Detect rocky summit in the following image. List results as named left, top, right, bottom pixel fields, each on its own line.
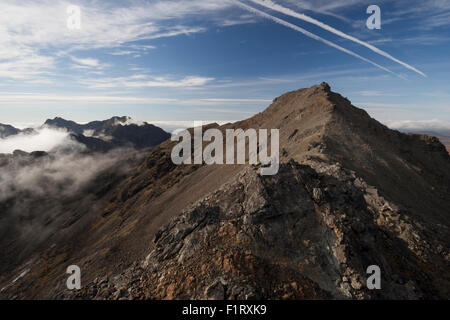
left=1, top=83, right=449, bottom=300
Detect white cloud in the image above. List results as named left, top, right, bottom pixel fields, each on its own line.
left=72, top=57, right=99, bottom=67
left=354, top=102, right=411, bottom=109
left=0, top=0, right=233, bottom=49
left=194, top=108, right=254, bottom=114
left=247, top=0, right=426, bottom=77
left=83, top=75, right=215, bottom=88
left=0, top=149, right=127, bottom=204
left=0, top=53, right=55, bottom=81
left=109, top=51, right=136, bottom=56
left=70, top=56, right=103, bottom=68
left=353, top=91, right=402, bottom=97
left=151, top=120, right=237, bottom=133
left=0, top=127, right=80, bottom=154
left=113, top=117, right=146, bottom=126
left=386, top=119, right=450, bottom=131
left=108, top=45, right=156, bottom=56
left=0, top=0, right=236, bottom=82
left=0, top=94, right=178, bottom=104
left=0, top=93, right=269, bottom=106
left=235, top=1, right=401, bottom=78
left=197, top=98, right=271, bottom=103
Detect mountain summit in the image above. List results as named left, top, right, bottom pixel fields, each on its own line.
left=1, top=84, right=449, bottom=300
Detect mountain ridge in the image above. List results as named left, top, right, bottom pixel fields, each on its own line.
left=0, top=116, right=171, bottom=153
left=1, top=83, right=449, bottom=300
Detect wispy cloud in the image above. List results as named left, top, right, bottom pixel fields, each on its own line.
left=0, top=93, right=269, bottom=106
left=353, top=91, right=403, bottom=97
left=81, top=75, right=215, bottom=89
left=353, top=102, right=411, bottom=109
left=70, top=57, right=100, bottom=68
left=386, top=119, right=450, bottom=131
left=247, top=0, right=426, bottom=77
left=197, top=98, right=271, bottom=103
left=282, top=0, right=353, bottom=22
left=234, top=1, right=401, bottom=77
left=0, top=0, right=234, bottom=82
left=194, top=108, right=254, bottom=114
left=369, top=35, right=450, bottom=46
left=0, top=94, right=176, bottom=105
left=0, top=53, right=55, bottom=81
left=109, top=45, right=156, bottom=56
left=69, top=56, right=110, bottom=70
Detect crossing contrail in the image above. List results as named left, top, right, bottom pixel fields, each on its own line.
left=234, top=1, right=404, bottom=78
left=248, top=0, right=427, bottom=77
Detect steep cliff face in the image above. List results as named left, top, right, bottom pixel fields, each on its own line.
left=1, top=83, right=449, bottom=300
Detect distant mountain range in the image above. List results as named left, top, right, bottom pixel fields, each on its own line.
left=1, top=83, right=449, bottom=300
left=0, top=116, right=171, bottom=152
left=0, top=123, right=21, bottom=138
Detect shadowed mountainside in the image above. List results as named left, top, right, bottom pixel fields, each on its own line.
left=45, top=116, right=172, bottom=151
left=409, top=131, right=450, bottom=154
left=0, top=117, right=171, bottom=153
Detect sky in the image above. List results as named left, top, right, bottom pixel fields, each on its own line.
left=1, top=0, right=450, bottom=131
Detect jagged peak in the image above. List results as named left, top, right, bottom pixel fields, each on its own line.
left=311, top=81, right=331, bottom=93
left=261, top=82, right=356, bottom=125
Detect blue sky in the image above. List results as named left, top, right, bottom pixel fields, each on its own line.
left=1, top=0, right=450, bottom=131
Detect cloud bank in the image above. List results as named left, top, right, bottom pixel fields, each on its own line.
left=0, top=127, right=81, bottom=154
left=0, top=146, right=133, bottom=268
left=386, top=119, right=450, bottom=131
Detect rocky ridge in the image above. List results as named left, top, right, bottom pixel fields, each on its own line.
left=1, top=83, right=449, bottom=300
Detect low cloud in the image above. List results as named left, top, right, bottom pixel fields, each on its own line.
left=151, top=120, right=237, bottom=134
left=0, top=150, right=125, bottom=201
left=0, top=144, right=133, bottom=268
left=386, top=119, right=450, bottom=131
left=0, top=127, right=81, bottom=154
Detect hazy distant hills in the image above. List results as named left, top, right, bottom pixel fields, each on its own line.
left=0, top=116, right=171, bottom=153
left=45, top=116, right=171, bottom=151
left=0, top=84, right=449, bottom=300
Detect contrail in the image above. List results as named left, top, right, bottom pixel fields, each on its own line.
left=248, top=0, right=427, bottom=77
left=233, top=1, right=404, bottom=78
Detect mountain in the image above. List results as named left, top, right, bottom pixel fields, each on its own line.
left=0, top=117, right=171, bottom=154
left=44, top=117, right=86, bottom=134
left=44, top=116, right=140, bottom=134
left=44, top=116, right=171, bottom=151
left=0, top=123, right=21, bottom=138
left=1, top=83, right=449, bottom=300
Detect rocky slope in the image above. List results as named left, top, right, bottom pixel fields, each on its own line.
left=1, top=83, right=449, bottom=300
left=412, top=131, right=450, bottom=154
